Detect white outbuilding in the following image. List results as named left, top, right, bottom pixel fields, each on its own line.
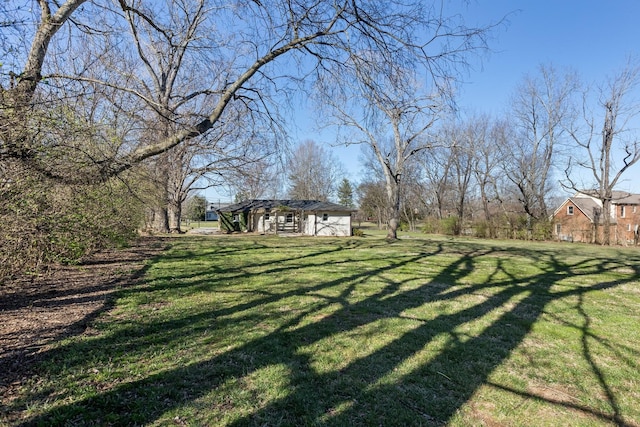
left=217, top=199, right=356, bottom=236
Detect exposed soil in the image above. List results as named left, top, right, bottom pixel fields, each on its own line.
left=0, top=237, right=168, bottom=422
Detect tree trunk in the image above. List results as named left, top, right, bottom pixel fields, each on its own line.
left=600, top=100, right=614, bottom=246
left=386, top=179, right=401, bottom=240
left=455, top=196, right=465, bottom=236
left=167, top=166, right=184, bottom=234
left=144, top=151, right=173, bottom=234
left=602, top=198, right=611, bottom=245
left=435, top=189, right=446, bottom=220
left=168, top=200, right=182, bottom=233
left=479, top=185, right=496, bottom=238
left=151, top=206, right=170, bottom=234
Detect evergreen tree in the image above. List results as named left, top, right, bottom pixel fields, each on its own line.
left=184, top=195, right=207, bottom=221
left=338, top=178, right=354, bottom=207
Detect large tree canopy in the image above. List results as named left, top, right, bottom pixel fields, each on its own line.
left=1, top=0, right=496, bottom=183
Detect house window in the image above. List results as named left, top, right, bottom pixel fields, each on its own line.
left=556, top=223, right=561, bottom=235
left=634, top=206, right=637, bottom=213
left=286, top=213, right=293, bottom=223
left=322, top=213, right=329, bottom=221
left=628, top=224, right=632, bottom=232
left=620, top=205, right=626, bottom=218
left=567, top=205, right=574, bottom=215
left=264, top=213, right=270, bottom=221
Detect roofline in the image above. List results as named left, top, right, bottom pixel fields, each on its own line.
left=553, top=197, right=621, bottom=224
left=553, top=197, right=598, bottom=222
left=216, top=199, right=357, bottom=213
left=570, top=198, right=596, bottom=222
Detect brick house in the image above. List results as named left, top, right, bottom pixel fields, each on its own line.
left=552, top=191, right=640, bottom=244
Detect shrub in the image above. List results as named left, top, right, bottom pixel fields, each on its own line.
left=420, top=218, right=438, bottom=234
left=532, top=220, right=553, bottom=241
left=0, top=163, right=144, bottom=281
left=474, top=220, right=490, bottom=238
left=440, top=216, right=460, bottom=236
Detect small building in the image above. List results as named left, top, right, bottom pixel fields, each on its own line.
left=217, top=199, right=356, bottom=236
left=205, top=202, right=231, bottom=221
left=552, top=191, right=640, bottom=244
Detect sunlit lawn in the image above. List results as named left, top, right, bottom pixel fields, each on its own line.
left=180, top=219, right=219, bottom=230
left=8, top=234, right=640, bottom=426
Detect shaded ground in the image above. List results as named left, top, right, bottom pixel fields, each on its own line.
left=0, top=237, right=167, bottom=423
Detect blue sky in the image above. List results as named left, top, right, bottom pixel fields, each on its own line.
left=464, top=0, right=640, bottom=194
left=310, top=1, right=640, bottom=189
left=207, top=1, right=640, bottom=201
left=459, top=0, right=640, bottom=114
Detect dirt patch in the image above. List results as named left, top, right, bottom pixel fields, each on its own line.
left=0, top=237, right=168, bottom=418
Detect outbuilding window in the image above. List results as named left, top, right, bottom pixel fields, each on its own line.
left=322, top=213, right=329, bottom=221
left=286, top=213, right=293, bottom=223
left=567, top=206, right=574, bottom=215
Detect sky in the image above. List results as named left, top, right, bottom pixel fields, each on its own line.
left=459, top=0, right=640, bottom=113
left=206, top=1, right=640, bottom=202
left=456, top=0, right=640, bottom=194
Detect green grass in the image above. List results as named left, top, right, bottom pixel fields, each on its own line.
left=180, top=219, right=218, bottom=230
left=6, top=235, right=640, bottom=426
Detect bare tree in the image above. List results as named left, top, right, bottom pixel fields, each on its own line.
left=3, top=0, right=485, bottom=180
left=67, top=0, right=283, bottom=232
left=469, top=116, right=494, bottom=212
left=356, top=180, right=388, bottom=229
left=320, top=60, right=447, bottom=239
left=440, top=120, right=477, bottom=235
left=416, top=145, right=453, bottom=220
left=119, top=0, right=210, bottom=233
left=565, top=59, right=640, bottom=245
left=502, top=64, right=579, bottom=229
left=287, top=140, right=343, bottom=201
left=473, top=117, right=508, bottom=237
left=315, top=3, right=499, bottom=239
left=226, top=156, right=280, bottom=201
left=414, top=118, right=478, bottom=236
left=398, top=162, right=423, bottom=231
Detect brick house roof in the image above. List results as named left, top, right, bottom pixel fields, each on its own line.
left=554, top=191, right=640, bottom=224
left=615, top=193, right=640, bottom=204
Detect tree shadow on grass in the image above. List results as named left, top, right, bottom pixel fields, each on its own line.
left=10, top=238, right=640, bottom=426
left=0, top=238, right=168, bottom=421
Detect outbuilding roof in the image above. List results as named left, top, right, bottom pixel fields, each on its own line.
left=216, top=199, right=356, bottom=213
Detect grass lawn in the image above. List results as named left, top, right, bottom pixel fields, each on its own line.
left=5, top=234, right=640, bottom=426
left=180, top=219, right=219, bottom=230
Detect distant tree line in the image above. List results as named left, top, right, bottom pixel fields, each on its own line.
left=353, top=62, right=640, bottom=243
